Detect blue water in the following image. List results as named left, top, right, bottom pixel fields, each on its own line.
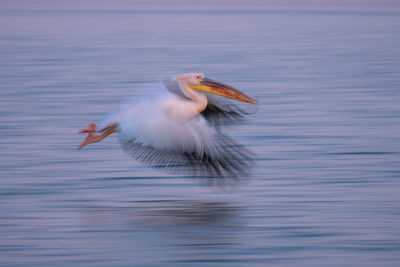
left=1, top=6, right=400, bottom=266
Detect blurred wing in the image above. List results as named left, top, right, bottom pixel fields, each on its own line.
left=117, top=96, right=252, bottom=180
left=163, top=76, right=255, bottom=126
left=121, top=134, right=251, bottom=180
left=200, top=93, right=254, bottom=126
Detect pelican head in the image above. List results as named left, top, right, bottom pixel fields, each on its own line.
left=176, top=73, right=257, bottom=104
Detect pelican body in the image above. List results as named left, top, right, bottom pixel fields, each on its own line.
left=79, top=73, right=257, bottom=180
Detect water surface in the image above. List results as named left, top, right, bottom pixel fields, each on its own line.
left=1, top=6, right=400, bottom=266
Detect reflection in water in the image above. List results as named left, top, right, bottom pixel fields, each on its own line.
left=139, top=200, right=240, bottom=227
left=80, top=199, right=240, bottom=228
left=78, top=200, right=241, bottom=264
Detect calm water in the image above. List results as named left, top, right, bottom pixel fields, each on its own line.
left=1, top=6, right=400, bottom=266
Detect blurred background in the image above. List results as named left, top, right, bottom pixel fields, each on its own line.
left=1, top=0, right=400, bottom=266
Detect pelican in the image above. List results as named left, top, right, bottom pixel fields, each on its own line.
left=78, top=73, right=257, bottom=180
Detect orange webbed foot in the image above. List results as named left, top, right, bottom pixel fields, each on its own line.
left=78, top=123, right=98, bottom=150
left=79, top=123, right=97, bottom=134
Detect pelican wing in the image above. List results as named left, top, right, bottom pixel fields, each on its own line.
left=121, top=133, right=251, bottom=180
left=117, top=95, right=252, bottom=180
left=200, top=93, right=254, bottom=126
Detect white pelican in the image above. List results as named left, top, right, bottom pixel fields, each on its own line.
left=78, top=73, right=257, bottom=180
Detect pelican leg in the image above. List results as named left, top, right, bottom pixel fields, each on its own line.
left=78, top=123, right=117, bottom=149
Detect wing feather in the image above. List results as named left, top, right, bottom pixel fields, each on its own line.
left=200, top=100, right=252, bottom=126
left=120, top=133, right=252, bottom=180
